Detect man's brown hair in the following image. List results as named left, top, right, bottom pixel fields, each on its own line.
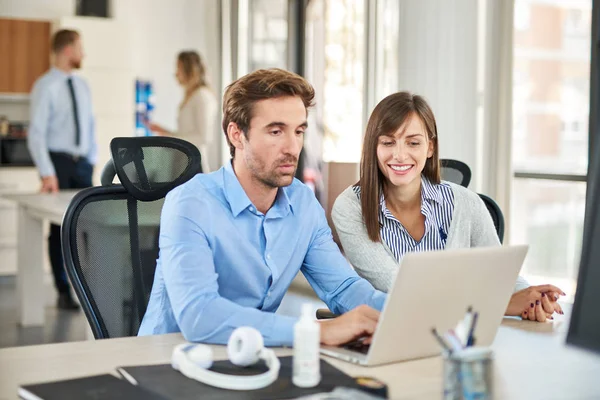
left=52, top=29, right=80, bottom=54
left=359, top=91, right=441, bottom=242
left=222, top=68, right=315, bottom=157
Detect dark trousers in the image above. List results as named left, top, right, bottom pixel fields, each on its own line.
left=48, top=152, right=93, bottom=294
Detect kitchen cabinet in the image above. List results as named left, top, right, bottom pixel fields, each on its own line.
left=0, top=18, right=51, bottom=94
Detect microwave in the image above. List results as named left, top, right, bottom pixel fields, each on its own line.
left=0, top=138, right=35, bottom=166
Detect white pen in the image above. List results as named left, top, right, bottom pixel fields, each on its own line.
left=443, top=330, right=464, bottom=352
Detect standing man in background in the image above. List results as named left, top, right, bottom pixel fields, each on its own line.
left=27, top=29, right=97, bottom=310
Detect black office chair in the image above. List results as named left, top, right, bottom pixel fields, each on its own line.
left=478, top=193, right=505, bottom=244
left=441, top=159, right=472, bottom=188
left=62, top=137, right=201, bottom=339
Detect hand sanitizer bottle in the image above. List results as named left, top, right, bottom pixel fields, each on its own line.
left=292, top=303, right=321, bottom=387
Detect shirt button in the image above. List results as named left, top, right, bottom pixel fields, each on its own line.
left=266, top=254, right=271, bottom=260
left=249, top=206, right=254, bottom=212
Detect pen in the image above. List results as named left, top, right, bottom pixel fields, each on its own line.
left=456, top=306, right=473, bottom=346
left=466, top=311, right=479, bottom=347
left=443, top=330, right=464, bottom=352
left=462, top=306, right=474, bottom=346
left=431, top=328, right=452, bottom=354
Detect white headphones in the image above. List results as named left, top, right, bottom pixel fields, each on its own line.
left=171, top=326, right=281, bottom=391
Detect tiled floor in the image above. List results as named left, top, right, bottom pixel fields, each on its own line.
left=0, top=275, right=326, bottom=348
left=0, top=276, right=88, bottom=348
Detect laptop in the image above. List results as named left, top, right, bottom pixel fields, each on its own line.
left=320, top=245, right=529, bottom=366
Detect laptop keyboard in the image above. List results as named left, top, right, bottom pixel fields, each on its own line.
left=343, top=340, right=371, bottom=355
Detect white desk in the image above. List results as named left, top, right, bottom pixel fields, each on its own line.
left=1, top=191, right=78, bottom=327
left=0, top=318, right=599, bottom=399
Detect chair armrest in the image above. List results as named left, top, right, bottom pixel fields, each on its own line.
left=316, top=308, right=339, bottom=320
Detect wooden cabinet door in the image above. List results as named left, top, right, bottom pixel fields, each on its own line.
left=28, top=21, right=51, bottom=92
left=0, top=19, right=11, bottom=92
left=0, top=18, right=50, bottom=93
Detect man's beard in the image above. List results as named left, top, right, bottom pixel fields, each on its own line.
left=247, top=154, right=298, bottom=189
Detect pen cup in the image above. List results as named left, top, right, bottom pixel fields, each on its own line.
left=442, top=351, right=462, bottom=400
left=442, top=348, right=493, bottom=400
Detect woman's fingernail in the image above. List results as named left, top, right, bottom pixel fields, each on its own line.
left=531, top=303, right=534, bottom=308
left=536, top=300, right=540, bottom=305
left=542, top=292, right=546, bottom=297
left=524, top=311, right=527, bottom=315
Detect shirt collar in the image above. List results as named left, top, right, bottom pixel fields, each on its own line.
left=270, top=187, right=293, bottom=218
left=51, top=67, right=74, bottom=79
left=420, top=177, right=443, bottom=205
left=378, top=178, right=442, bottom=222
left=223, top=161, right=293, bottom=218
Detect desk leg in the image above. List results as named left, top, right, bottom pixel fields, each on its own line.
left=17, top=206, right=45, bottom=326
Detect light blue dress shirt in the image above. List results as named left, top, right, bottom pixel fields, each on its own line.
left=138, top=161, right=386, bottom=346
left=28, top=67, right=97, bottom=177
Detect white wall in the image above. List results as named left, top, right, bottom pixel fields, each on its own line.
left=479, top=0, right=515, bottom=224
left=112, top=0, right=222, bottom=165
left=396, top=0, right=480, bottom=190
left=0, top=0, right=75, bottom=19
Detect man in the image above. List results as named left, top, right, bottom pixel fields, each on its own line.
left=139, top=68, right=384, bottom=346
left=28, top=29, right=97, bottom=310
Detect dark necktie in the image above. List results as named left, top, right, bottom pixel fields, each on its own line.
left=67, top=77, right=81, bottom=146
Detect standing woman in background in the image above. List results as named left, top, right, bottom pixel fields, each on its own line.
left=147, top=51, right=218, bottom=173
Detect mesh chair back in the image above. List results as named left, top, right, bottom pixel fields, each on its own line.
left=63, top=137, right=201, bottom=339
left=441, top=159, right=472, bottom=188
left=111, top=136, right=201, bottom=201
left=478, top=193, right=505, bottom=243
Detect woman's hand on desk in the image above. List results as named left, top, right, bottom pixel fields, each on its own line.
left=520, top=290, right=564, bottom=322
left=505, top=284, right=565, bottom=321
left=318, top=305, right=380, bottom=346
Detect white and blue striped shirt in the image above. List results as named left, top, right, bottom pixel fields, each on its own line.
left=353, top=178, right=455, bottom=263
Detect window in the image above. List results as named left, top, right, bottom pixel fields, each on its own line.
left=248, top=0, right=288, bottom=71
left=321, top=0, right=365, bottom=163
left=511, top=0, right=592, bottom=302
left=511, top=179, right=586, bottom=301
left=305, top=0, right=397, bottom=164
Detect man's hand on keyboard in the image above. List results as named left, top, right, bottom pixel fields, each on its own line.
left=319, top=305, right=380, bottom=346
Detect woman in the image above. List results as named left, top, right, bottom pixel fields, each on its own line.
left=332, top=92, right=564, bottom=322
left=147, top=51, right=218, bottom=173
